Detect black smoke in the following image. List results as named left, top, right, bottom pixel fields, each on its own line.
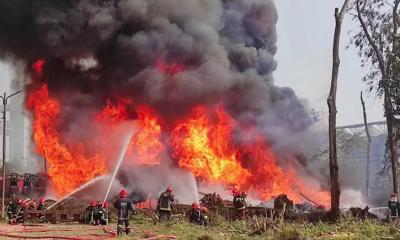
left=0, top=0, right=320, bottom=175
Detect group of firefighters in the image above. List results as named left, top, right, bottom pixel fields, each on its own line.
left=112, top=186, right=248, bottom=236
left=5, top=197, right=46, bottom=224
left=5, top=186, right=248, bottom=237
left=85, top=200, right=110, bottom=225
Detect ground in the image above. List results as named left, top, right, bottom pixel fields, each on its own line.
left=0, top=216, right=398, bottom=239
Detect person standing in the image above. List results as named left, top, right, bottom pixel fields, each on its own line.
left=114, top=189, right=134, bottom=236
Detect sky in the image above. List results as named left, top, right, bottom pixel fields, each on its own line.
left=0, top=0, right=385, bottom=127
left=275, top=0, right=384, bottom=126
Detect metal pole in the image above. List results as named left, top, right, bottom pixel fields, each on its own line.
left=0, top=90, right=21, bottom=218
left=1, top=93, right=6, bottom=219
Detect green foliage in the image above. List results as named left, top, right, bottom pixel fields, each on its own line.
left=115, top=214, right=395, bottom=240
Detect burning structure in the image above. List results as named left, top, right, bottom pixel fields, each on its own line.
left=0, top=0, right=329, bottom=206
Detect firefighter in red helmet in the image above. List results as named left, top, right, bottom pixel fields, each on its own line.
left=114, top=189, right=134, bottom=236
left=189, top=203, right=208, bottom=226
left=233, top=191, right=248, bottom=220
left=85, top=200, right=97, bottom=224
left=95, top=201, right=108, bottom=225
left=37, top=198, right=46, bottom=222
left=156, top=186, right=175, bottom=223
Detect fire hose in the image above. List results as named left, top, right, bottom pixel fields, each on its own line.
left=0, top=225, right=116, bottom=239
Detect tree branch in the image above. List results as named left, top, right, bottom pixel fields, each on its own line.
left=339, top=0, right=351, bottom=17
left=356, top=0, right=387, bottom=76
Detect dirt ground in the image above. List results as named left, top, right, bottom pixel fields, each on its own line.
left=0, top=223, right=116, bottom=239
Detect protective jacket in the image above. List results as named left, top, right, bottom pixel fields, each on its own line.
left=233, top=195, right=246, bottom=210
left=158, top=191, right=174, bottom=211
left=114, top=197, right=134, bottom=220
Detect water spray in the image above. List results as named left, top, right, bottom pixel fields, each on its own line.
left=46, top=175, right=108, bottom=210
left=102, top=129, right=134, bottom=206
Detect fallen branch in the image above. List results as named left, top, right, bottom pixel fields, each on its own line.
left=299, top=193, right=322, bottom=207
left=141, top=234, right=178, bottom=240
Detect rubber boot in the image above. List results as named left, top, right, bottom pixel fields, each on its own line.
left=125, top=227, right=131, bottom=235
left=117, top=226, right=122, bottom=236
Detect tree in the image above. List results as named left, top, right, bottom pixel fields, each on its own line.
left=351, top=0, right=400, bottom=194
left=328, top=0, right=351, bottom=219
left=360, top=92, right=371, bottom=199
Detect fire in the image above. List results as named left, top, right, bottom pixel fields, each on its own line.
left=128, top=105, right=165, bottom=165
left=32, top=59, right=45, bottom=77
left=171, top=105, right=330, bottom=206
left=156, top=59, right=185, bottom=75
left=171, top=106, right=251, bottom=187
left=27, top=59, right=329, bottom=206
left=27, top=85, right=107, bottom=197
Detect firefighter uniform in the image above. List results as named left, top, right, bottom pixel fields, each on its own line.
left=37, top=198, right=46, bottom=222
left=189, top=203, right=208, bottom=226
left=5, top=199, right=20, bottom=224
left=233, top=192, right=247, bottom=220
left=85, top=200, right=97, bottom=224
left=388, top=193, right=400, bottom=217
left=157, top=187, right=175, bottom=222
left=95, top=201, right=108, bottom=225
left=114, top=189, right=134, bottom=236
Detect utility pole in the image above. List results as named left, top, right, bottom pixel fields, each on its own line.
left=0, top=90, right=22, bottom=218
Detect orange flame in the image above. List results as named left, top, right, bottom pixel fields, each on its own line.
left=27, top=85, right=107, bottom=197
left=171, top=106, right=251, bottom=187
left=27, top=60, right=329, bottom=205
left=171, top=105, right=330, bottom=206
left=128, top=105, right=165, bottom=165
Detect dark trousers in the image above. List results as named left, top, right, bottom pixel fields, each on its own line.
left=159, top=210, right=171, bottom=222
left=117, top=219, right=130, bottom=229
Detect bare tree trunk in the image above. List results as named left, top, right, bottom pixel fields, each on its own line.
left=360, top=92, right=371, bottom=199
left=385, top=92, right=398, bottom=194
left=328, top=1, right=349, bottom=219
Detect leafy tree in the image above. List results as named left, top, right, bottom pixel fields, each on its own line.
left=351, top=0, right=400, bottom=193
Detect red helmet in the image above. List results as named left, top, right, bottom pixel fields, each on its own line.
left=90, top=200, right=97, bottom=207
left=120, top=189, right=128, bottom=198
left=166, top=186, right=173, bottom=193
left=103, top=201, right=110, bottom=208
left=191, top=203, right=199, bottom=210
left=200, top=206, right=208, bottom=213
left=39, top=198, right=45, bottom=204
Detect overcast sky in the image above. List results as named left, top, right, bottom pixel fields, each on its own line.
left=275, top=0, right=384, bottom=126
left=0, top=0, right=385, bottom=126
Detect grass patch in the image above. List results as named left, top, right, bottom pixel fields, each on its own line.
left=113, top=213, right=396, bottom=240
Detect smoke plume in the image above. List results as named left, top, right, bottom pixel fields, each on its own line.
left=0, top=0, right=327, bottom=202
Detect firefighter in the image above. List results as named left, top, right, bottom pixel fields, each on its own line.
left=388, top=193, right=399, bottom=218
left=37, top=198, right=45, bottom=210
left=85, top=200, right=97, bottom=224
left=95, top=201, right=108, bottom=225
left=114, top=189, right=134, bottom=236
left=37, top=198, right=46, bottom=222
left=16, top=200, right=28, bottom=224
left=5, top=198, right=20, bottom=224
left=189, top=203, right=208, bottom=226
left=156, top=186, right=175, bottom=223
left=233, top=191, right=247, bottom=220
